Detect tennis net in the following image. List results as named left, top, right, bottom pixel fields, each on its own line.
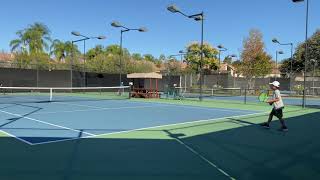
left=0, top=86, right=130, bottom=104
left=172, top=87, right=242, bottom=99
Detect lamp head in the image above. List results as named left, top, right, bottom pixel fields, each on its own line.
left=167, top=5, right=180, bottom=13
left=138, top=27, right=148, bottom=32
left=71, top=31, right=81, bottom=36
left=272, top=38, right=280, bottom=44
left=292, top=0, right=304, bottom=3
left=217, top=45, right=224, bottom=49
left=97, top=36, right=106, bottom=40
left=111, top=21, right=122, bottom=28
left=194, top=15, right=204, bottom=21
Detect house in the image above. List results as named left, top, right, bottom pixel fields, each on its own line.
left=0, top=52, right=14, bottom=62
left=219, top=63, right=237, bottom=76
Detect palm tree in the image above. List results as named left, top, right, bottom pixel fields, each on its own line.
left=50, top=40, right=80, bottom=62
left=10, top=30, right=27, bottom=53
left=50, top=40, right=66, bottom=61
left=10, top=22, right=52, bottom=54
left=26, top=23, right=52, bottom=53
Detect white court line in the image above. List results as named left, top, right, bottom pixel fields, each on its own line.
left=32, top=105, right=174, bottom=115
left=27, top=111, right=268, bottom=146
left=0, top=109, right=96, bottom=137
left=87, top=111, right=267, bottom=138
left=0, top=130, right=34, bottom=145
left=53, top=101, right=106, bottom=109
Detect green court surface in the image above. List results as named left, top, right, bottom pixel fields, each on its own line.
left=0, top=98, right=319, bottom=180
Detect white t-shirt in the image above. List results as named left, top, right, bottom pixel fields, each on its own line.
left=273, top=89, right=284, bottom=109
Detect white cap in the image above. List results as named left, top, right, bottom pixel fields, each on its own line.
left=269, top=81, right=280, bottom=87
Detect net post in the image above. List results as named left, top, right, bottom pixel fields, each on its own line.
left=49, top=88, right=53, bottom=102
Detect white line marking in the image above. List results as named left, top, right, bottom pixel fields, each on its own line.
left=0, top=130, right=34, bottom=145
left=32, top=105, right=173, bottom=115
left=0, top=110, right=96, bottom=137
left=53, top=101, right=106, bottom=109
left=87, top=112, right=267, bottom=139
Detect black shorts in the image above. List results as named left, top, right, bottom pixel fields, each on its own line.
left=270, top=108, right=284, bottom=119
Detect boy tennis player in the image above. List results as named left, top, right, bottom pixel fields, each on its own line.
left=261, top=81, right=288, bottom=131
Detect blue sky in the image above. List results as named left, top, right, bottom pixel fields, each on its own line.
left=0, top=0, right=319, bottom=61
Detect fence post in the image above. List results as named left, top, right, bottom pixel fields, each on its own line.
left=244, top=88, right=247, bottom=104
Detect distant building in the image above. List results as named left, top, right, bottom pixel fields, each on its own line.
left=219, top=63, right=236, bottom=76
left=0, top=52, right=14, bottom=62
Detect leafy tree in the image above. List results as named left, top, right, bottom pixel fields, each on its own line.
left=13, top=52, right=31, bottom=69
left=164, top=59, right=182, bottom=75
left=131, top=53, right=143, bottom=61
left=86, top=45, right=105, bottom=60
left=127, top=60, right=155, bottom=73
left=13, top=52, right=50, bottom=70
left=239, top=29, right=272, bottom=88
left=105, top=44, right=130, bottom=57
left=280, top=29, right=320, bottom=75
left=143, top=54, right=156, bottom=62
left=185, top=42, right=219, bottom=74
left=30, top=52, right=51, bottom=70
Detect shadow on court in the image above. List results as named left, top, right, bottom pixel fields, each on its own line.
left=0, top=111, right=319, bottom=180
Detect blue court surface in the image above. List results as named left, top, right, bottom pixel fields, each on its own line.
left=0, top=99, right=259, bottom=145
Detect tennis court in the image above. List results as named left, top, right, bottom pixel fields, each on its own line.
left=1, top=87, right=320, bottom=180
left=0, top=87, right=259, bottom=145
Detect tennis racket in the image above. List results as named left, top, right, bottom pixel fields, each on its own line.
left=258, top=92, right=274, bottom=105
left=258, top=92, right=269, bottom=102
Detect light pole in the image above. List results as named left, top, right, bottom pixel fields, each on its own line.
left=311, top=59, right=317, bottom=95
left=167, top=4, right=205, bottom=101
left=217, top=45, right=227, bottom=87
left=71, top=31, right=106, bottom=87
left=217, top=45, right=228, bottom=67
left=275, top=50, right=284, bottom=80
left=111, top=21, right=147, bottom=87
left=272, top=38, right=294, bottom=90
left=292, top=0, right=309, bottom=108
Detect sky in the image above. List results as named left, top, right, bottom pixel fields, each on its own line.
left=0, top=0, right=319, bottom=61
